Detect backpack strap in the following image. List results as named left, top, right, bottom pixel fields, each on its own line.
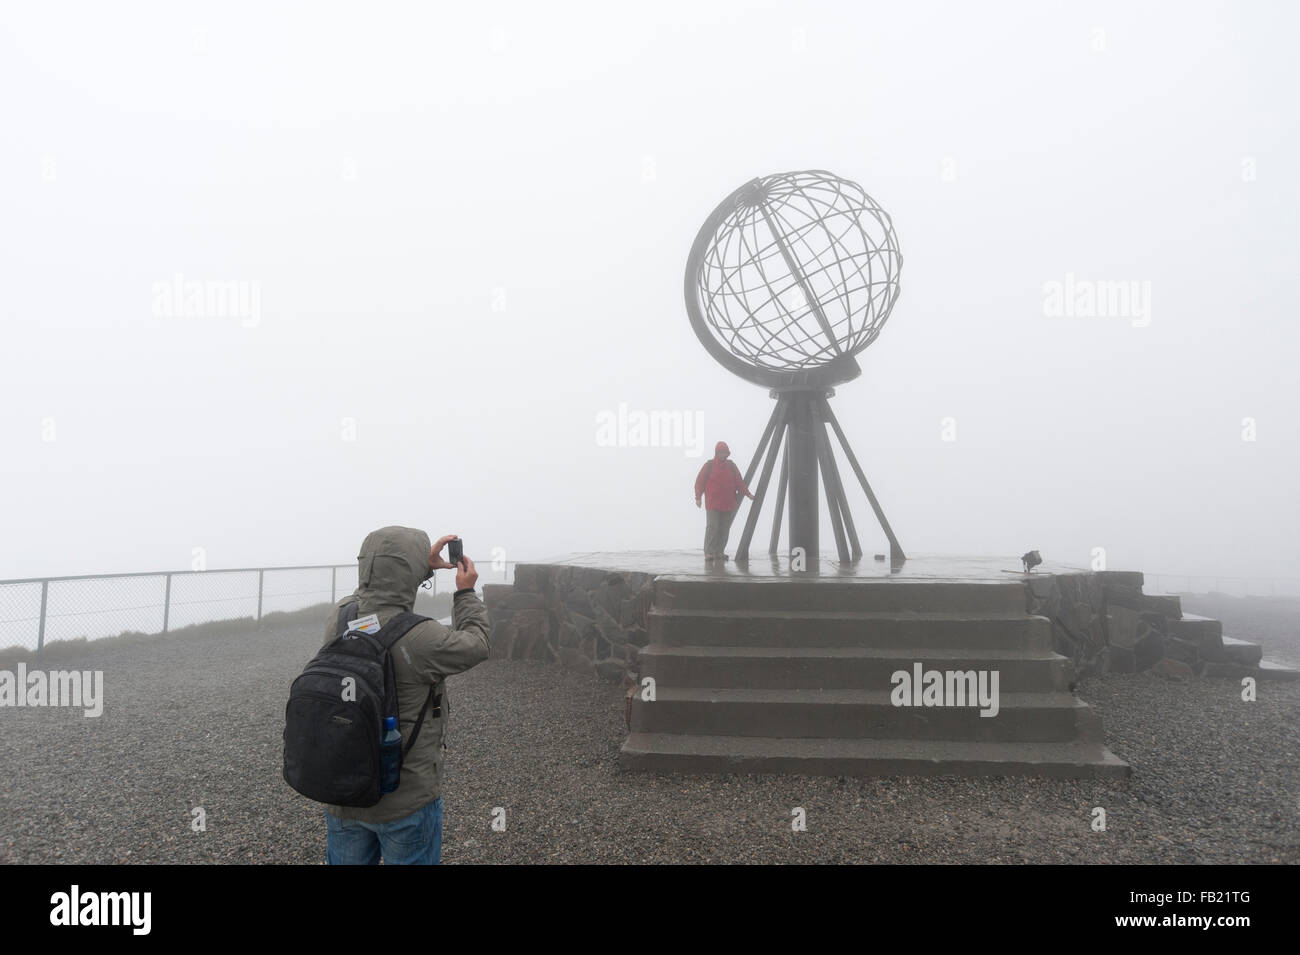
left=404, top=686, right=439, bottom=756
left=335, top=599, right=360, bottom=639
left=334, top=606, right=426, bottom=650
left=370, top=612, right=443, bottom=756
left=370, top=611, right=428, bottom=651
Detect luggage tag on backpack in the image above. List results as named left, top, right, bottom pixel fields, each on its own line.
left=345, top=613, right=381, bottom=638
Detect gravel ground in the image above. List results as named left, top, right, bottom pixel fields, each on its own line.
left=1, top=609, right=1297, bottom=865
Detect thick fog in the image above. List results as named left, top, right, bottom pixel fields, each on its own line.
left=2, top=0, right=1296, bottom=582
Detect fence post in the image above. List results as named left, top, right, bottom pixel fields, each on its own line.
left=257, top=569, right=264, bottom=620
left=331, top=566, right=337, bottom=603
left=37, top=580, right=49, bottom=654
left=163, top=573, right=172, bottom=634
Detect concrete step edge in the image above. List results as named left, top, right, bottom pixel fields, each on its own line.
left=620, top=733, right=1129, bottom=774
left=648, top=608, right=1039, bottom=621
left=639, top=688, right=1090, bottom=707
left=639, top=645, right=1067, bottom=662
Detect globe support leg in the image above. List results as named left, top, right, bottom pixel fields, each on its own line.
left=811, top=399, right=852, bottom=564
left=786, top=392, right=820, bottom=567
left=735, top=396, right=789, bottom=562
left=739, top=396, right=785, bottom=491
left=819, top=397, right=906, bottom=565
left=812, top=398, right=863, bottom=560
left=768, top=440, right=790, bottom=557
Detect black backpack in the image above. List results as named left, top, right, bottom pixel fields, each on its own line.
left=283, top=601, right=441, bottom=807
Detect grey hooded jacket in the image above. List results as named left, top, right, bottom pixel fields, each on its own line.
left=322, top=526, right=491, bottom=823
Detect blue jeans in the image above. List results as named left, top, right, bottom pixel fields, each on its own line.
left=325, top=797, right=443, bottom=865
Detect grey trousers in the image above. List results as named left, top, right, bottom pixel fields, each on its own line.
left=704, top=507, right=739, bottom=556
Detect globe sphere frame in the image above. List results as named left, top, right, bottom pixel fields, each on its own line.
left=684, top=169, right=903, bottom=390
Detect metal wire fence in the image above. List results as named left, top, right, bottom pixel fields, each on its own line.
left=0, top=564, right=359, bottom=653
left=0, top=558, right=518, bottom=653
left=1148, top=575, right=1300, bottom=599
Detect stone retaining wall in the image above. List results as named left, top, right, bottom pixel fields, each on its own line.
left=1023, top=570, right=1273, bottom=681
left=484, top=564, right=1277, bottom=685
left=483, top=563, right=653, bottom=682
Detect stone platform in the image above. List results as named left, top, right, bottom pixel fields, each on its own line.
left=481, top=551, right=1293, bottom=780
left=520, top=550, right=1086, bottom=580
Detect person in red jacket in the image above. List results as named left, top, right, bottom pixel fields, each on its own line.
left=694, top=441, right=755, bottom=561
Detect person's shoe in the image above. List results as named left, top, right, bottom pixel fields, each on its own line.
left=720, top=553, right=730, bottom=561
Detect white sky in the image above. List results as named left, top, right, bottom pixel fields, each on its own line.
left=2, top=0, right=1297, bottom=582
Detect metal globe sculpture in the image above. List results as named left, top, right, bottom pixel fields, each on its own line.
left=684, top=170, right=906, bottom=567
left=688, top=171, right=902, bottom=387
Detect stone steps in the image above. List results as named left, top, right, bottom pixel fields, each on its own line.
left=1212, top=635, right=1264, bottom=667
left=1167, top=613, right=1224, bottom=662
left=621, top=733, right=1130, bottom=779
left=638, top=644, right=1074, bottom=691
left=1125, top=592, right=1183, bottom=618
left=653, top=575, right=1028, bottom=613
left=1161, top=613, right=1276, bottom=673
left=1257, top=660, right=1300, bottom=682
left=1106, top=596, right=1293, bottom=680
left=621, top=576, right=1128, bottom=779
left=648, top=608, right=1053, bottom=649
left=631, top=687, right=1102, bottom=741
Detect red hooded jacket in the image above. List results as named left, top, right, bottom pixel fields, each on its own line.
left=695, top=441, right=752, bottom=512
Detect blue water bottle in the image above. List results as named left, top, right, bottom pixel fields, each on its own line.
left=380, top=716, right=402, bottom=794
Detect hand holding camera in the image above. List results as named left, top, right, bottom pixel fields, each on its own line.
left=429, top=534, right=461, bottom=571
left=429, top=534, right=477, bottom=592
left=455, top=555, right=478, bottom=592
